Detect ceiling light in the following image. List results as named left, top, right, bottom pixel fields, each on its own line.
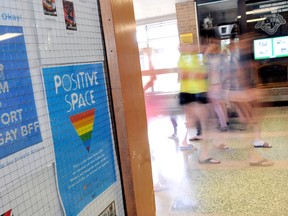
left=247, top=17, right=267, bottom=23
left=198, top=0, right=233, bottom=6
left=246, top=5, right=287, bottom=15
left=236, top=16, right=267, bottom=23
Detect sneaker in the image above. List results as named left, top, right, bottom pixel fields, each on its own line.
left=168, top=134, right=178, bottom=140
left=219, top=127, right=228, bottom=132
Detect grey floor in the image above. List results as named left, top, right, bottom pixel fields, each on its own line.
left=147, top=106, right=288, bottom=216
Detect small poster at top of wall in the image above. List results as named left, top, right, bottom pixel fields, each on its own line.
left=63, top=0, right=77, bottom=31
left=42, top=0, right=57, bottom=16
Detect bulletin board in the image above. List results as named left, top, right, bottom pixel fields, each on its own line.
left=0, top=0, right=125, bottom=215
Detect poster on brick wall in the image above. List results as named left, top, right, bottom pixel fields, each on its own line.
left=0, top=25, right=42, bottom=160
left=42, top=63, right=116, bottom=216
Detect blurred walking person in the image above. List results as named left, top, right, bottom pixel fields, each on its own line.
left=178, top=42, right=220, bottom=164
left=228, top=33, right=273, bottom=166
left=204, top=38, right=230, bottom=132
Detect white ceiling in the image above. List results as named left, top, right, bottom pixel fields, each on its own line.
left=133, top=0, right=238, bottom=24
left=133, top=0, right=178, bottom=24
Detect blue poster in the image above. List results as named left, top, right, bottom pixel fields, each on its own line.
left=42, top=63, right=116, bottom=216
left=0, top=25, right=42, bottom=159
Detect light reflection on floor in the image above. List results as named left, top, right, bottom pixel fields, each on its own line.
left=147, top=106, right=288, bottom=216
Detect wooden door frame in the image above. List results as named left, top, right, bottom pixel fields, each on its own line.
left=99, top=0, right=156, bottom=215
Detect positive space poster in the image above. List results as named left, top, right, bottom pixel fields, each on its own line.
left=0, top=25, right=42, bottom=160
left=42, top=63, right=116, bottom=216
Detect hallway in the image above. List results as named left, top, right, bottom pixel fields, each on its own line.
left=148, top=105, right=288, bottom=216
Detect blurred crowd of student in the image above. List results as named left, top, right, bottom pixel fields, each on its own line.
left=144, top=32, right=274, bottom=190
left=144, top=32, right=275, bottom=191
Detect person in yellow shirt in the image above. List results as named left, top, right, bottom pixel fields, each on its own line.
left=178, top=43, right=220, bottom=164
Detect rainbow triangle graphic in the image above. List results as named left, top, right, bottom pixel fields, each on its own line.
left=69, top=108, right=96, bottom=152
left=1, top=209, right=13, bottom=216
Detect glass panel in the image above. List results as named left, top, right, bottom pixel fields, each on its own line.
left=148, top=37, right=179, bottom=69
left=153, top=73, right=180, bottom=93
left=137, top=20, right=180, bottom=93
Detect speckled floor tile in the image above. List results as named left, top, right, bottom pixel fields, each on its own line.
left=261, top=117, right=288, bottom=132
left=148, top=106, right=288, bottom=216
left=171, top=169, right=288, bottom=216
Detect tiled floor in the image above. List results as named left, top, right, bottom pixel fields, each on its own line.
left=147, top=106, right=288, bottom=216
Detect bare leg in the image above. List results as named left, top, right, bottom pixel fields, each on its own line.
left=211, top=99, right=228, bottom=129
left=192, top=102, right=210, bottom=161
left=170, top=116, right=178, bottom=136
left=181, top=102, right=221, bottom=163
left=181, top=104, right=197, bottom=147
left=236, top=101, right=272, bottom=165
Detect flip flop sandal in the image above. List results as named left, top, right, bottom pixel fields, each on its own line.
left=216, top=143, right=229, bottom=149
left=249, top=159, right=274, bottom=166
left=180, top=145, right=197, bottom=151
left=254, top=142, right=272, bottom=148
left=189, top=136, right=203, bottom=141
left=198, top=157, right=221, bottom=164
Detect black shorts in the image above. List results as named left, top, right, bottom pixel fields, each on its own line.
left=179, top=92, right=208, bottom=105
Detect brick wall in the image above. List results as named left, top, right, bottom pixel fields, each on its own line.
left=175, top=0, right=198, bottom=44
